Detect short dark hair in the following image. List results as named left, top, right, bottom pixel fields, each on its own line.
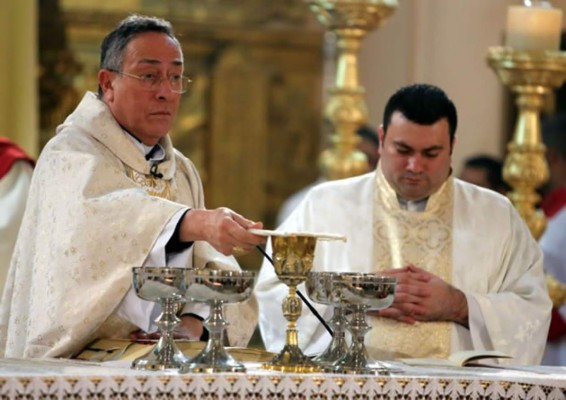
left=542, top=113, right=566, bottom=160
left=382, top=83, right=458, bottom=142
left=464, top=155, right=509, bottom=192
left=98, top=15, right=179, bottom=96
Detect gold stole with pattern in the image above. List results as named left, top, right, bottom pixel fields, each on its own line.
left=126, top=166, right=173, bottom=200
left=367, top=164, right=453, bottom=359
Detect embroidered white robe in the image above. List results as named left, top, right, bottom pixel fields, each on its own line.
left=255, top=168, right=551, bottom=365
left=0, top=92, right=257, bottom=358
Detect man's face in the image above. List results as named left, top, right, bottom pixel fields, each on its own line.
left=378, top=111, right=453, bottom=201
left=460, top=166, right=491, bottom=189
left=358, top=138, right=380, bottom=170
left=99, top=32, right=183, bottom=146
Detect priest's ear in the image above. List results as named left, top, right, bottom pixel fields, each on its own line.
left=98, top=69, right=116, bottom=101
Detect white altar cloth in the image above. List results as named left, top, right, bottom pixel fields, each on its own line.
left=0, top=358, right=565, bottom=399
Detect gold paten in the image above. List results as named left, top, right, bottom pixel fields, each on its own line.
left=263, top=235, right=320, bottom=373
left=306, top=0, right=398, bottom=179
left=487, top=47, right=566, bottom=306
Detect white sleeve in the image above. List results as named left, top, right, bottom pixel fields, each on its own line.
left=115, top=208, right=196, bottom=332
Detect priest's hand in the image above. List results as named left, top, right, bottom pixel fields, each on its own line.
left=129, top=315, right=204, bottom=341
left=369, top=265, right=469, bottom=327
left=179, top=208, right=266, bottom=255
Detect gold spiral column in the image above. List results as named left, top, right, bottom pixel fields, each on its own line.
left=306, top=0, right=398, bottom=179
left=487, top=47, right=566, bottom=239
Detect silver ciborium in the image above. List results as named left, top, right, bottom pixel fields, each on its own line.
left=305, top=271, right=349, bottom=366
left=331, top=273, right=396, bottom=374
left=131, top=266, right=190, bottom=370
left=180, top=268, right=256, bottom=373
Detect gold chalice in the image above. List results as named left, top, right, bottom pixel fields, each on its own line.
left=250, top=229, right=346, bottom=373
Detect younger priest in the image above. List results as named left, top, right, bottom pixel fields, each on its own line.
left=255, top=83, right=551, bottom=365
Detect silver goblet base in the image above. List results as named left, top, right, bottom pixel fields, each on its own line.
left=131, top=267, right=191, bottom=371
left=180, top=268, right=256, bottom=374
left=329, top=274, right=397, bottom=375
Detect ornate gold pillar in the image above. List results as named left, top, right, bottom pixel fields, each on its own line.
left=487, top=48, right=566, bottom=240
left=306, top=0, right=398, bottom=180
left=0, top=0, right=38, bottom=156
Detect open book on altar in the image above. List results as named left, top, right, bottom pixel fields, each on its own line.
left=399, top=350, right=512, bottom=367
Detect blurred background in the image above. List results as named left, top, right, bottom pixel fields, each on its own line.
left=3, top=0, right=566, bottom=269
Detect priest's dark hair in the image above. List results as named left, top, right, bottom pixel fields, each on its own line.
left=382, top=83, right=458, bottom=142
left=97, top=15, right=180, bottom=97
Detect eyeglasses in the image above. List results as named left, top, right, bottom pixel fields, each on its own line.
left=108, top=69, right=191, bottom=94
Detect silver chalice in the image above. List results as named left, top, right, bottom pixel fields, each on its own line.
left=131, top=266, right=191, bottom=370
left=180, top=268, right=256, bottom=373
left=331, top=273, right=396, bottom=375
left=305, top=271, right=349, bottom=367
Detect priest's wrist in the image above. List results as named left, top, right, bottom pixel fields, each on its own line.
left=179, top=313, right=209, bottom=341
left=448, top=287, right=469, bottom=328
left=165, top=209, right=193, bottom=254
left=178, top=209, right=212, bottom=242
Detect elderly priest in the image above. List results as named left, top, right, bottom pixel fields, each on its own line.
left=0, top=15, right=265, bottom=358
left=255, top=83, right=551, bottom=365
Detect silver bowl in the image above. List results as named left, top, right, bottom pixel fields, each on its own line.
left=330, top=273, right=396, bottom=374
left=131, top=266, right=191, bottom=371
left=180, top=268, right=256, bottom=373
left=305, top=271, right=349, bottom=366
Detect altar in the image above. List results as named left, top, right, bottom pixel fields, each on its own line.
left=1, top=358, right=565, bottom=399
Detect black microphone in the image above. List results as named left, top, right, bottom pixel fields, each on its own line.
left=150, top=162, right=163, bottom=179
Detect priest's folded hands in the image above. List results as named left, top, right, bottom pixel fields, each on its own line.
left=367, top=265, right=469, bottom=328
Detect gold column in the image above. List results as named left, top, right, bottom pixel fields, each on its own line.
left=0, top=0, right=38, bottom=156
left=487, top=47, right=566, bottom=307
left=306, top=0, right=398, bottom=180
left=487, top=47, right=566, bottom=240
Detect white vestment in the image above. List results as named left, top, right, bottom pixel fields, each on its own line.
left=0, top=92, right=257, bottom=358
left=540, top=207, right=566, bottom=365
left=255, top=169, right=551, bottom=365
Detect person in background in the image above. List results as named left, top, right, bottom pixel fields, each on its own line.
left=539, top=113, right=566, bottom=365
left=0, top=138, right=34, bottom=294
left=0, top=15, right=265, bottom=359
left=255, top=83, right=551, bottom=365
left=276, top=124, right=380, bottom=226
left=459, top=155, right=509, bottom=194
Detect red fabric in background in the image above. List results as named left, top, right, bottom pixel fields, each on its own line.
left=541, top=188, right=566, bottom=219
left=548, top=308, right=566, bottom=342
left=0, top=137, right=35, bottom=179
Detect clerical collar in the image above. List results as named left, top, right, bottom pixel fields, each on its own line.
left=122, top=130, right=165, bottom=162
left=397, top=196, right=428, bottom=212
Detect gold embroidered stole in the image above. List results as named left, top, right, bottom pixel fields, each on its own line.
left=368, top=164, right=452, bottom=359
left=125, top=167, right=173, bottom=200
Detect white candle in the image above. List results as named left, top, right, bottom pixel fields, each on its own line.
left=506, top=2, right=563, bottom=50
